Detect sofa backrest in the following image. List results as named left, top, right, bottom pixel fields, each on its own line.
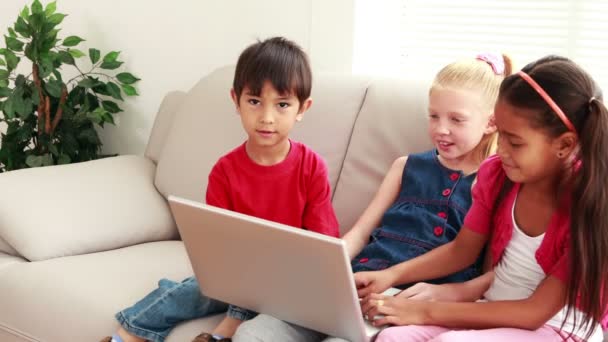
left=151, top=66, right=433, bottom=233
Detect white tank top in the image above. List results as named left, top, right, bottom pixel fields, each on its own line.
left=482, top=195, right=603, bottom=341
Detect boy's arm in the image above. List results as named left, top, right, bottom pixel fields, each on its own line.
left=342, top=156, right=406, bottom=259
left=301, top=158, right=340, bottom=237
left=206, top=163, right=232, bottom=210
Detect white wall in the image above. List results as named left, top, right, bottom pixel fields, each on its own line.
left=0, top=0, right=354, bottom=155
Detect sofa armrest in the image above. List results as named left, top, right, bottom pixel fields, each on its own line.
left=0, top=155, right=177, bottom=261
left=145, top=91, right=188, bottom=164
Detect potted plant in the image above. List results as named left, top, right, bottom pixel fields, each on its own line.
left=0, top=0, right=140, bottom=172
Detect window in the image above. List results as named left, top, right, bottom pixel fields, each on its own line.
left=353, top=0, right=608, bottom=89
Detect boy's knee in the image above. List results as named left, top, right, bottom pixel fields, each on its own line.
left=232, top=314, right=285, bottom=341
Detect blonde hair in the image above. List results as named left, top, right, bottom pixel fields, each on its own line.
left=431, top=54, right=514, bottom=162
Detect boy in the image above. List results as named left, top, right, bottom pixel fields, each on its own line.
left=101, top=37, right=339, bottom=342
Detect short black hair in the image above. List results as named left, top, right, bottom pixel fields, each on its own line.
left=233, top=37, right=312, bottom=107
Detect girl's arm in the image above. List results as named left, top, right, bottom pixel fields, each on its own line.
left=397, top=271, right=495, bottom=302
left=365, top=275, right=566, bottom=331
left=355, top=227, right=488, bottom=297
left=388, top=227, right=488, bottom=285
left=342, top=156, right=406, bottom=259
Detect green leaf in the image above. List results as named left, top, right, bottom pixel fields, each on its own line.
left=86, top=107, right=105, bottom=124
left=5, top=36, right=24, bottom=52
left=57, top=154, right=70, bottom=165
left=44, top=1, right=57, bottom=16
left=103, top=51, right=120, bottom=63
left=31, top=0, right=43, bottom=14
left=78, top=128, right=100, bottom=144
left=8, top=28, right=17, bottom=38
left=3, top=97, right=15, bottom=119
left=106, top=82, right=123, bottom=101
left=116, top=72, right=140, bottom=85
left=15, top=74, right=25, bottom=87
left=0, top=70, right=8, bottom=80
left=20, top=5, right=30, bottom=19
left=47, top=13, right=66, bottom=25
left=92, top=83, right=111, bottom=96
left=89, top=48, right=100, bottom=64
left=26, top=155, right=42, bottom=167
left=24, top=42, right=37, bottom=60
left=62, top=36, right=84, bottom=47
left=18, top=98, right=33, bottom=119
left=42, top=154, right=54, bottom=166
left=77, top=78, right=99, bottom=89
left=14, top=16, right=30, bottom=38
left=100, top=60, right=123, bottom=70
left=68, top=49, right=85, bottom=58
left=58, top=50, right=74, bottom=65
left=28, top=13, right=44, bottom=31
left=45, top=79, right=63, bottom=98
left=102, top=111, right=115, bottom=125
left=121, top=84, right=138, bottom=96
left=0, top=79, right=9, bottom=88
left=52, top=69, right=63, bottom=82
left=0, top=87, right=10, bottom=98
left=0, top=58, right=4, bottom=66
left=48, top=144, right=59, bottom=156
left=4, top=50, right=20, bottom=71
left=102, top=100, right=122, bottom=114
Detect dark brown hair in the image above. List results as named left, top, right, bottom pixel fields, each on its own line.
left=499, top=55, right=608, bottom=339
left=233, top=37, right=312, bottom=108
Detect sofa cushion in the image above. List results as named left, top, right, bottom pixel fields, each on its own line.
left=332, top=77, right=434, bottom=234
left=155, top=66, right=370, bottom=207
left=0, top=155, right=177, bottom=261
left=0, top=236, right=17, bottom=256
left=0, top=241, right=221, bottom=342
left=0, top=253, right=25, bottom=273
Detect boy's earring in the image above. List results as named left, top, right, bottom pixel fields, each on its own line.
left=296, top=117, right=302, bottom=122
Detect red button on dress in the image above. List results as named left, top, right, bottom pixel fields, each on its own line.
left=450, top=173, right=459, bottom=181
left=359, top=258, right=369, bottom=263
left=437, top=212, right=447, bottom=219
left=442, top=188, right=451, bottom=196
left=434, top=226, right=444, bottom=236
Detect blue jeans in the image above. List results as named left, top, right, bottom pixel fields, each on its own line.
left=116, top=276, right=257, bottom=342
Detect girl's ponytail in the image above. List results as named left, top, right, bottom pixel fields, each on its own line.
left=568, top=96, right=608, bottom=338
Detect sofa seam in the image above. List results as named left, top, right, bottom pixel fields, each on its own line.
left=0, top=322, right=40, bottom=342
left=331, top=79, right=371, bottom=200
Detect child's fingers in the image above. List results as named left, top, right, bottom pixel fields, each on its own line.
left=361, top=294, right=389, bottom=320
left=372, top=314, right=400, bottom=327
left=357, top=284, right=373, bottom=298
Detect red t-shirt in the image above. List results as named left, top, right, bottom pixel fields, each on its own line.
left=205, top=140, right=340, bottom=238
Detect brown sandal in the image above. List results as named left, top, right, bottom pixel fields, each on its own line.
left=192, top=332, right=232, bottom=342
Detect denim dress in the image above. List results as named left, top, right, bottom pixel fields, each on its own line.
left=351, top=149, right=480, bottom=285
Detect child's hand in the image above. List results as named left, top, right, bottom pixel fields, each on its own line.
left=360, top=293, right=430, bottom=327
left=395, top=282, right=462, bottom=302
left=354, top=270, right=394, bottom=298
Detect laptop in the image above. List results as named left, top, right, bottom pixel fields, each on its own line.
left=168, top=195, right=400, bottom=342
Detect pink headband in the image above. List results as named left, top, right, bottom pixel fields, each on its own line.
left=476, top=53, right=505, bottom=75
left=517, top=71, right=576, bottom=132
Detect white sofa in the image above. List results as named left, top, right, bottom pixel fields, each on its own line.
left=0, top=66, right=604, bottom=342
